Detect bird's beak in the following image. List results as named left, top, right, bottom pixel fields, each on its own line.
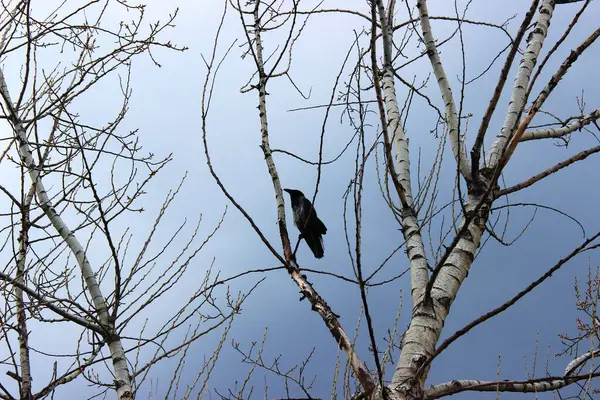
left=283, top=188, right=291, bottom=194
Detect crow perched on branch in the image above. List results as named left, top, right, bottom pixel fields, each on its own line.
left=284, top=188, right=327, bottom=259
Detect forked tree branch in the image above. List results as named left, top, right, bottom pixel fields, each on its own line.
left=416, top=0, right=471, bottom=180
left=202, top=1, right=377, bottom=395
left=0, top=69, right=134, bottom=400
left=371, top=0, right=431, bottom=305
left=502, top=26, right=600, bottom=166
left=471, top=0, right=540, bottom=180
left=425, top=372, right=600, bottom=399
left=416, top=231, right=600, bottom=380
left=249, top=1, right=376, bottom=393
left=487, top=0, right=555, bottom=168
left=0, top=271, right=104, bottom=333
left=520, top=108, right=600, bottom=141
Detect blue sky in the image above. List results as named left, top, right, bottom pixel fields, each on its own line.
left=2, top=0, right=600, bottom=399
left=130, top=0, right=600, bottom=398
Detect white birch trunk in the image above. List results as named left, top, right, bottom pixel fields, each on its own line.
left=16, top=219, right=32, bottom=399
left=487, top=0, right=555, bottom=167
left=0, top=71, right=133, bottom=400
left=389, top=194, right=486, bottom=399
left=370, top=2, right=489, bottom=398
left=368, top=3, right=491, bottom=398
left=416, top=0, right=471, bottom=180
left=375, top=0, right=430, bottom=302
left=385, top=3, right=558, bottom=397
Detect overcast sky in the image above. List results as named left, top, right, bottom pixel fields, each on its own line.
left=2, top=0, right=600, bottom=399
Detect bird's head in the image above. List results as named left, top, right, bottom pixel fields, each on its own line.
left=283, top=188, right=305, bottom=199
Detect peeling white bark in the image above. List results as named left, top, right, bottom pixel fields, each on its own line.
left=390, top=194, right=487, bottom=399
left=416, top=0, right=471, bottom=180
left=425, top=374, right=600, bottom=399
left=0, top=71, right=133, bottom=400
left=374, top=0, right=430, bottom=302
left=521, top=107, right=600, bottom=142
left=390, top=305, right=445, bottom=398
left=487, top=0, right=555, bottom=167
left=371, top=3, right=561, bottom=399
left=430, top=196, right=486, bottom=303
left=16, top=221, right=32, bottom=399
left=371, top=4, right=489, bottom=396
left=565, top=349, right=600, bottom=375
left=368, top=2, right=493, bottom=398
left=401, top=211, right=431, bottom=301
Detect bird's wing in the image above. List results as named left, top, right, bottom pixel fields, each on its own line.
left=300, top=198, right=327, bottom=235
left=303, top=231, right=324, bottom=259
left=312, top=215, right=327, bottom=235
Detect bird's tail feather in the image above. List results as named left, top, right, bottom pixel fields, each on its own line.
left=304, top=233, right=324, bottom=259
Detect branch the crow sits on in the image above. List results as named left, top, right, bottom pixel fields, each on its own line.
left=284, top=188, right=327, bottom=259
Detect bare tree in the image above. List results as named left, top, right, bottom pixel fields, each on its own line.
left=200, top=0, right=600, bottom=399
left=2, top=0, right=599, bottom=399
left=0, top=1, right=252, bottom=399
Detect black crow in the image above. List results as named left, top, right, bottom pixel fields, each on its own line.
left=283, top=188, right=327, bottom=259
